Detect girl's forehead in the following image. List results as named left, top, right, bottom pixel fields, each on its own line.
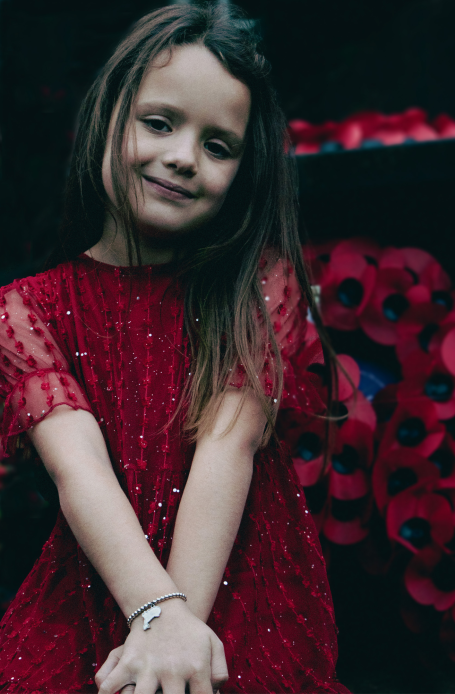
left=135, top=43, right=251, bottom=134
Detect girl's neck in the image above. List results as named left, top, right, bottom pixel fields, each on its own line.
left=87, top=219, right=176, bottom=267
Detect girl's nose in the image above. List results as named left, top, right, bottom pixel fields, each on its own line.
left=161, top=135, right=198, bottom=176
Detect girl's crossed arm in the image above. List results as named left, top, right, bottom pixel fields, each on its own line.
left=28, top=387, right=265, bottom=694
left=166, top=387, right=266, bottom=623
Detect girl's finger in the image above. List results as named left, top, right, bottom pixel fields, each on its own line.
left=160, top=675, right=189, bottom=694
left=132, top=673, right=159, bottom=694
left=97, top=666, right=135, bottom=694
left=95, top=646, right=124, bottom=689
left=188, top=672, right=215, bottom=694
left=209, top=637, right=229, bottom=689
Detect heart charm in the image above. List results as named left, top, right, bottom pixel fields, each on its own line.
left=142, top=605, right=161, bottom=630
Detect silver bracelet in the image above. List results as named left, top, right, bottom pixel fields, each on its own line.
left=126, top=592, right=187, bottom=630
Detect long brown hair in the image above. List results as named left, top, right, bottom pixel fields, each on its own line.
left=50, top=3, right=338, bottom=448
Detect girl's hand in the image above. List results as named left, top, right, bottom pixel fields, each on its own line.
left=94, top=600, right=228, bottom=694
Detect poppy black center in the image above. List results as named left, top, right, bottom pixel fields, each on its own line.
left=432, top=291, right=453, bottom=311
left=399, top=518, right=431, bottom=549
left=432, top=555, right=455, bottom=593
left=387, top=467, right=418, bottom=496
left=397, top=417, right=426, bottom=446
left=332, top=445, right=359, bottom=475
left=297, top=432, right=322, bottom=461
left=382, top=294, right=410, bottom=322
left=337, top=278, right=364, bottom=308
left=418, top=323, right=439, bottom=352
left=331, top=496, right=366, bottom=522
left=424, top=374, right=454, bottom=403
left=430, top=448, right=454, bottom=478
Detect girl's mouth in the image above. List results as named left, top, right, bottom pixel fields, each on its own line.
left=142, top=175, right=196, bottom=201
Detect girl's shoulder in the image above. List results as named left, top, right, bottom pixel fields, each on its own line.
left=0, top=259, right=74, bottom=305
left=0, top=253, right=116, bottom=305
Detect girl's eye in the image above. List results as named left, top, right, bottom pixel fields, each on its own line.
left=144, top=118, right=171, bottom=133
left=205, top=141, right=231, bottom=159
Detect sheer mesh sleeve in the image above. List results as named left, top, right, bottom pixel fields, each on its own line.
left=0, top=281, right=93, bottom=457
left=260, top=256, right=327, bottom=416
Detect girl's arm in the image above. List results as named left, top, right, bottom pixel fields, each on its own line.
left=166, top=387, right=267, bottom=622
left=28, top=407, right=228, bottom=694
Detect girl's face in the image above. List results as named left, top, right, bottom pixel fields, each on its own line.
left=102, top=43, right=251, bottom=245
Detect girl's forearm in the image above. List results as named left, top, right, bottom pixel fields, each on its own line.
left=166, top=389, right=266, bottom=622
left=166, top=438, right=254, bottom=622
left=29, top=407, right=179, bottom=617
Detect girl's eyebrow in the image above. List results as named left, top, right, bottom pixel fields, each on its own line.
left=136, top=100, right=245, bottom=147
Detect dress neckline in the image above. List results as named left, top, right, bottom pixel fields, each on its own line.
left=78, top=252, right=177, bottom=274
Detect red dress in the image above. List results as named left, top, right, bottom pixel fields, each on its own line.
left=0, top=254, right=349, bottom=694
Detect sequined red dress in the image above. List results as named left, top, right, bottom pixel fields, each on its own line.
left=0, top=254, right=349, bottom=694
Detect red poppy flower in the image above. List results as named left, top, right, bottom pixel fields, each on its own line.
left=331, top=237, right=381, bottom=265
left=329, top=419, right=373, bottom=500
left=295, top=141, right=320, bottom=155
left=359, top=267, right=423, bottom=345
left=317, top=251, right=377, bottom=331
left=372, top=450, right=439, bottom=515
left=332, top=119, right=363, bottom=150
left=379, top=247, right=451, bottom=291
left=386, top=486, right=453, bottom=553
left=322, top=494, right=372, bottom=545
left=346, top=111, right=385, bottom=139
left=279, top=413, right=327, bottom=488
left=405, top=545, right=455, bottom=611
left=419, top=261, right=452, bottom=295
left=378, top=397, right=445, bottom=458
left=399, top=351, right=455, bottom=420
left=396, top=302, right=449, bottom=365
left=288, top=119, right=337, bottom=146
left=366, top=108, right=434, bottom=145
left=303, top=240, right=340, bottom=286
left=293, top=343, right=360, bottom=399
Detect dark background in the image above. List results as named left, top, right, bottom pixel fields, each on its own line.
left=1, top=1, right=455, bottom=691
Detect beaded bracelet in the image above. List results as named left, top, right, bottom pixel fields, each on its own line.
left=127, top=592, right=187, bottom=630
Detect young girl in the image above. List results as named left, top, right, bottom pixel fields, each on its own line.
left=0, top=5, right=349, bottom=693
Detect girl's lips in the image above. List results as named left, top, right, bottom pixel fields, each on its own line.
left=142, top=175, right=195, bottom=201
